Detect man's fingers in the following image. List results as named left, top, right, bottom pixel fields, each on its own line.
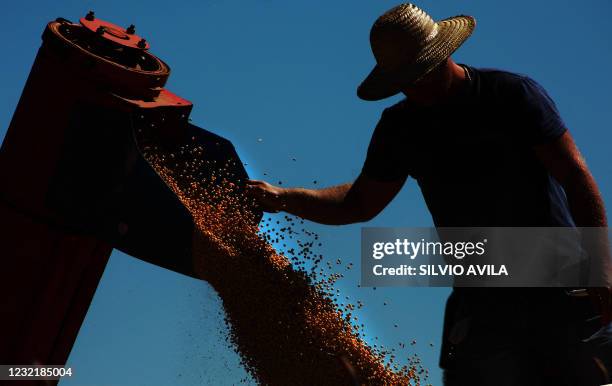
left=246, top=180, right=271, bottom=195
left=246, top=179, right=265, bottom=186
left=245, top=186, right=265, bottom=198
left=245, top=180, right=274, bottom=197
left=243, top=179, right=283, bottom=213
left=245, top=181, right=264, bottom=193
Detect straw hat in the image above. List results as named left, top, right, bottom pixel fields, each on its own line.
left=357, top=3, right=476, bottom=101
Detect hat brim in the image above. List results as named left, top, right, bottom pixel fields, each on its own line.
left=357, top=15, right=476, bottom=101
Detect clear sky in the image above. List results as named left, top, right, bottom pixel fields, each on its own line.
left=1, top=1, right=611, bottom=385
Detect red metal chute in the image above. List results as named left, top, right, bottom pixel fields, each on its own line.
left=0, top=12, right=254, bottom=381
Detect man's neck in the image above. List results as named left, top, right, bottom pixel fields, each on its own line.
left=448, top=62, right=469, bottom=95
left=405, top=61, right=469, bottom=107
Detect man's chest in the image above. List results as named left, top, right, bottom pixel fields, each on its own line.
left=398, top=101, right=523, bottom=182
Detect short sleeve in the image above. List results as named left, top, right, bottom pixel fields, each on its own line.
left=513, top=76, right=568, bottom=145
left=361, top=109, right=409, bottom=181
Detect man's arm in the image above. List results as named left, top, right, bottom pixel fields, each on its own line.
left=533, top=130, right=607, bottom=227
left=245, top=173, right=407, bottom=225
left=534, top=130, right=612, bottom=321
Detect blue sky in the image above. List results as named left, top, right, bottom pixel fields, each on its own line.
left=1, top=1, right=611, bottom=385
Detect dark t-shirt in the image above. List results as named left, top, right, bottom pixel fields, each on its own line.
left=362, top=65, right=574, bottom=227
left=361, top=66, right=580, bottom=369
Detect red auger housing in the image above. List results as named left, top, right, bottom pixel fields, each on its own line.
left=0, top=12, right=255, bottom=377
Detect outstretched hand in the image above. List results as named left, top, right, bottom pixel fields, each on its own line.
left=245, top=180, right=286, bottom=213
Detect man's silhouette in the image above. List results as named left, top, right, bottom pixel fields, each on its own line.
left=247, top=3, right=610, bottom=385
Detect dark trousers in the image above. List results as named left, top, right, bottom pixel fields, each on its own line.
left=440, top=288, right=612, bottom=386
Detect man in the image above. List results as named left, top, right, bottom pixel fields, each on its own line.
left=246, top=3, right=610, bottom=385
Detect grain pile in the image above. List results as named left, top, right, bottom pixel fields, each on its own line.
left=137, top=133, right=426, bottom=385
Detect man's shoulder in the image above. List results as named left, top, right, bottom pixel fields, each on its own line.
left=472, top=66, right=541, bottom=92
left=380, top=67, right=546, bottom=115
left=474, top=66, right=530, bottom=81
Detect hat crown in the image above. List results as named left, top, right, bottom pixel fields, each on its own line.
left=370, top=3, right=439, bottom=71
